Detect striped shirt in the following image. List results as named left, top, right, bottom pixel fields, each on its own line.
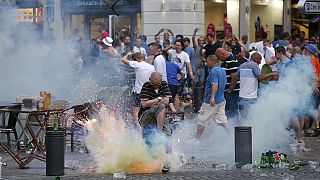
left=221, top=55, right=240, bottom=92
left=139, top=81, right=172, bottom=113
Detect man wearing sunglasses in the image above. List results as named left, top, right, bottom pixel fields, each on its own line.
left=138, top=72, right=172, bottom=173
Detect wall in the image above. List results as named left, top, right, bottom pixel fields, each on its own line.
left=205, top=2, right=227, bottom=33
left=142, top=0, right=205, bottom=43
left=250, top=0, right=283, bottom=42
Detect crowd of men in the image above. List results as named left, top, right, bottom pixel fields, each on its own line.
left=86, top=27, right=320, bottom=173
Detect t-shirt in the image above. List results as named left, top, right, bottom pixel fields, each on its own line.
left=276, top=58, right=291, bottom=77
left=249, top=41, right=264, bottom=56
left=263, top=46, right=277, bottom=71
left=310, top=57, right=320, bottom=78
left=203, top=43, right=221, bottom=58
left=139, top=81, right=172, bottom=115
left=153, top=54, right=167, bottom=82
left=236, top=61, right=261, bottom=99
left=166, top=60, right=182, bottom=86
left=128, top=61, right=155, bottom=93
left=204, top=67, right=227, bottom=104
left=168, top=50, right=190, bottom=75
left=221, top=54, right=240, bottom=92
left=133, top=46, right=148, bottom=60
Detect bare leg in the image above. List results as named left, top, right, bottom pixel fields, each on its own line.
left=304, top=115, right=310, bottom=133
left=168, top=103, right=176, bottom=112
left=195, top=124, right=205, bottom=140
left=292, top=118, right=302, bottom=142
left=314, top=109, right=319, bottom=129
left=156, top=108, right=166, bottom=132
left=222, top=122, right=231, bottom=135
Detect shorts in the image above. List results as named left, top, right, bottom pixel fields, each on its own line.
left=129, top=92, right=140, bottom=107
left=168, top=85, right=179, bottom=103
left=198, top=101, right=228, bottom=126
left=139, top=104, right=172, bottom=136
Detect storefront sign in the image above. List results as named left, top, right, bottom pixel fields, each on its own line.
left=224, top=23, right=233, bottom=38
left=76, top=0, right=108, bottom=6
left=207, top=23, right=216, bottom=36
left=298, top=0, right=320, bottom=14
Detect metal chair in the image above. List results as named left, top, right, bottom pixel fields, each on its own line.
left=0, top=110, right=20, bottom=149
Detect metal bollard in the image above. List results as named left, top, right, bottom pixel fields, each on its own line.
left=46, top=131, right=65, bottom=176
left=235, top=126, right=252, bottom=167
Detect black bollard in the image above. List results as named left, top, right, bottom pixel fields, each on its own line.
left=234, top=126, right=252, bottom=167
left=193, top=86, right=204, bottom=113
left=46, top=131, right=65, bottom=176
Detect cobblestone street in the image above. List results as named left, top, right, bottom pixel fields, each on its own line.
left=1, top=135, right=320, bottom=179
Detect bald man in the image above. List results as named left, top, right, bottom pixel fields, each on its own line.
left=216, top=48, right=241, bottom=124
left=228, top=52, right=277, bottom=121
left=138, top=72, right=173, bottom=173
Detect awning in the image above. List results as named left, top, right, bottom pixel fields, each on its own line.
left=16, top=0, right=40, bottom=8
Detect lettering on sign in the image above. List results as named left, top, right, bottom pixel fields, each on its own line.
left=76, top=0, right=107, bottom=6
left=305, top=2, right=320, bottom=13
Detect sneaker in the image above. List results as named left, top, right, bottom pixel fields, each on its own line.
left=162, top=161, right=171, bottom=173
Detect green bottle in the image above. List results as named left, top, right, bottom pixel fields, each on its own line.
left=53, top=118, right=59, bottom=131
left=260, top=153, right=266, bottom=164
left=290, top=164, right=300, bottom=170
left=55, top=176, right=60, bottom=180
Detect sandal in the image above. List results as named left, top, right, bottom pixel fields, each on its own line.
left=311, top=128, right=320, bottom=137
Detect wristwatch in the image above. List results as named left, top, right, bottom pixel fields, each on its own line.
left=157, top=97, right=162, bottom=101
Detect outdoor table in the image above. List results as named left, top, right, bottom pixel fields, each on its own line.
left=0, top=107, right=68, bottom=168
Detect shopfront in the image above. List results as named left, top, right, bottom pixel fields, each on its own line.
left=61, top=0, right=141, bottom=49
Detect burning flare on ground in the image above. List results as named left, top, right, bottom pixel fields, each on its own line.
left=85, top=106, right=166, bottom=173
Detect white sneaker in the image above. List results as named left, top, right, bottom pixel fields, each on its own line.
left=162, top=161, right=171, bottom=173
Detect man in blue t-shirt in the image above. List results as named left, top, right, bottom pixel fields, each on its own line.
left=193, top=55, right=229, bottom=140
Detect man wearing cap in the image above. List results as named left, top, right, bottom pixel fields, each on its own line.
left=139, top=35, right=150, bottom=56
left=101, top=37, right=117, bottom=64
left=302, top=44, right=320, bottom=135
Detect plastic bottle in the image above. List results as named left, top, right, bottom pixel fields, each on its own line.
left=113, top=172, right=126, bottom=179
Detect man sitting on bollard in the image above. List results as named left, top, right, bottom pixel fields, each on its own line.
left=138, top=72, right=173, bottom=173
left=191, top=55, right=230, bottom=141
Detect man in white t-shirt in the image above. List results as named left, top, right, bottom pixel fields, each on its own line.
left=168, top=40, right=194, bottom=80
left=148, top=42, right=167, bottom=81
left=121, top=52, right=155, bottom=125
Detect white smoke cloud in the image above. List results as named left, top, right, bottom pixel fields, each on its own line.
left=0, top=8, right=82, bottom=102
left=245, top=56, right=314, bottom=154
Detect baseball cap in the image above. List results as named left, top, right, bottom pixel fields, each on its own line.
left=102, top=37, right=113, bottom=47
left=304, top=44, right=318, bottom=56
left=139, top=35, right=147, bottom=42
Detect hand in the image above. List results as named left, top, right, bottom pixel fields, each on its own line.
left=210, top=97, right=215, bottom=107
left=126, top=51, right=133, bottom=56
left=194, top=28, right=200, bottom=33
left=189, top=73, right=194, bottom=80
left=234, top=37, right=240, bottom=44
left=161, top=28, right=165, bottom=32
